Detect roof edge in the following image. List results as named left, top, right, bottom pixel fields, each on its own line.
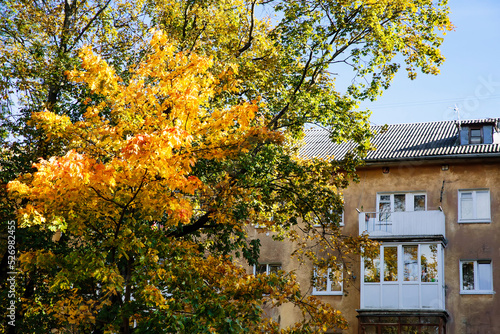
left=362, top=152, right=500, bottom=164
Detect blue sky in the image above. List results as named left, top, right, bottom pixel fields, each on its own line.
left=361, top=0, right=500, bottom=125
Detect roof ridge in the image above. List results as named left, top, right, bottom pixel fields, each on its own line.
left=304, top=118, right=500, bottom=131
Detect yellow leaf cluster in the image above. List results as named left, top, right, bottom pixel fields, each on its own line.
left=8, top=29, right=277, bottom=236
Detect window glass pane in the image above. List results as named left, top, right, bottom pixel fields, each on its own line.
left=384, top=247, right=398, bottom=282
left=478, top=262, right=492, bottom=291
left=414, top=195, right=426, bottom=211
left=462, top=262, right=475, bottom=290
left=379, top=203, right=391, bottom=222
left=421, top=244, right=438, bottom=282
left=316, top=271, right=327, bottom=291
left=394, top=194, right=406, bottom=212
left=381, top=325, right=398, bottom=334
left=461, top=192, right=473, bottom=199
left=364, top=248, right=380, bottom=283
left=380, top=195, right=390, bottom=202
left=460, top=192, right=474, bottom=220
left=470, top=137, right=481, bottom=144
left=470, top=129, right=482, bottom=144
left=404, top=246, right=418, bottom=281
left=330, top=282, right=342, bottom=292
left=256, top=264, right=267, bottom=275
left=476, top=191, right=491, bottom=220
left=379, top=196, right=391, bottom=222
left=269, top=264, right=281, bottom=274
left=330, top=270, right=342, bottom=292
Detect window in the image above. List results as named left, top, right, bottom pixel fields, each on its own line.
left=460, top=260, right=493, bottom=294
left=377, top=193, right=427, bottom=221
left=254, top=263, right=281, bottom=275
left=414, top=194, right=426, bottom=211
left=460, top=125, right=494, bottom=145
left=470, top=128, right=482, bottom=144
left=458, top=189, right=491, bottom=222
left=313, top=267, right=343, bottom=295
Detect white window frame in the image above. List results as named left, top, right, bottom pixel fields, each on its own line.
left=458, top=189, right=491, bottom=223
left=253, top=263, right=281, bottom=275
left=459, top=260, right=494, bottom=294
left=312, top=267, right=343, bottom=295
left=376, top=192, right=427, bottom=213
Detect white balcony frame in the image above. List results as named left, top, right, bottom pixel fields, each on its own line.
left=359, top=210, right=445, bottom=237
left=360, top=243, right=445, bottom=310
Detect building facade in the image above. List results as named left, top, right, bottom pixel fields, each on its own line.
left=249, top=118, right=500, bottom=333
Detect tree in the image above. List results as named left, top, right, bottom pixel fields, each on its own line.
left=7, top=32, right=345, bottom=333
left=2, top=0, right=452, bottom=333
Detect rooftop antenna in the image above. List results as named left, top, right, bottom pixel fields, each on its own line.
left=454, top=104, right=461, bottom=130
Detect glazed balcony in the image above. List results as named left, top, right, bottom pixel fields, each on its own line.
left=358, top=211, right=445, bottom=238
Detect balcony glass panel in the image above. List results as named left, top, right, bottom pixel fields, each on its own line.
left=404, top=246, right=418, bottom=281
left=421, top=244, right=438, bottom=282
left=365, top=248, right=380, bottom=283
left=384, top=247, right=398, bottom=282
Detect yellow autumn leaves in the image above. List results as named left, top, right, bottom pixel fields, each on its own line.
left=8, top=30, right=278, bottom=233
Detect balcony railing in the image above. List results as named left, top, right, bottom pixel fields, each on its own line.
left=359, top=211, right=445, bottom=237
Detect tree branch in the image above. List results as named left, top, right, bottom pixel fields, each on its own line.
left=167, top=209, right=215, bottom=238
left=69, top=0, right=113, bottom=51
left=267, top=48, right=315, bottom=129
left=237, top=0, right=256, bottom=56
left=89, top=186, right=125, bottom=209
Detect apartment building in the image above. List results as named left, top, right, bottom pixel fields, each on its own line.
left=249, top=118, right=500, bottom=333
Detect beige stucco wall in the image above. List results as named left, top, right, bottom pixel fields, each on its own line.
left=246, top=158, right=500, bottom=333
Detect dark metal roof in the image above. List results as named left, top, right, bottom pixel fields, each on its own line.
left=299, top=118, right=500, bottom=162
